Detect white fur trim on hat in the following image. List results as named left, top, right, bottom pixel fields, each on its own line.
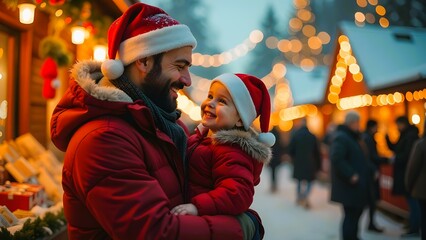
left=258, top=132, right=276, bottom=147
left=101, top=59, right=124, bottom=80
left=119, top=25, right=197, bottom=66
left=212, top=73, right=256, bottom=130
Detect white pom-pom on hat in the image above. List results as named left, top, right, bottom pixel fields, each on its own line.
left=101, top=59, right=124, bottom=80
left=258, top=132, right=276, bottom=147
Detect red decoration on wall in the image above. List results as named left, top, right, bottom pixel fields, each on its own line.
left=40, top=57, right=59, bottom=99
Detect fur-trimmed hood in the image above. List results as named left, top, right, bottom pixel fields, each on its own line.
left=210, top=127, right=272, bottom=164
left=71, top=60, right=132, bottom=102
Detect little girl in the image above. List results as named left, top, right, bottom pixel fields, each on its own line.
left=171, top=73, right=275, bottom=218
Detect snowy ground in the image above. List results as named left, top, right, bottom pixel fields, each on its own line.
left=252, top=164, right=421, bottom=240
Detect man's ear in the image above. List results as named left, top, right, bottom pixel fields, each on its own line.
left=135, top=58, right=150, bottom=73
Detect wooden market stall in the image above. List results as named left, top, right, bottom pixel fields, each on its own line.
left=0, top=0, right=136, bottom=238
left=323, top=21, right=426, bottom=217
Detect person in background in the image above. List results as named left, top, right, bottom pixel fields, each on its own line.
left=288, top=118, right=321, bottom=209
left=361, top=119, right=389, bottom=233
left=50, top=3, right=260, bottom=239
left=330, top=111, right=370, bottom=240
left=405, top=119, right=426, bottom=240
left=171, top=73, right=275, bottom=240
left=268, top=126, right=285, bottom=193
left=386, top=116, right=420, bottom=237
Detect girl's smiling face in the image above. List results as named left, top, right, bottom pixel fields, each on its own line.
left=200, top=82, right=242, bottom=133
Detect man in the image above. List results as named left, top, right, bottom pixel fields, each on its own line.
left=51, top=3, right=261, bottom=239
left=386, top=116, right=420, bottom=237
left=268, top=126, right=284, bottom=193
left=405, top=120, right=426, bottom=240
left=330, top=111, right=370, bottom=240
left=289, top=118, right=321, bottom=209
left=361, top=119, right=389, bottom=233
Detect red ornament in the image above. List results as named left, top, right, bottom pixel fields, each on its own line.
left=48, top=0, right=66, bottom=6
left=40, top=57, right=58, bottom=99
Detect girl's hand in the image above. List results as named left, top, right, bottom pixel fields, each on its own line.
left=171, top=203, right=198, bottom=216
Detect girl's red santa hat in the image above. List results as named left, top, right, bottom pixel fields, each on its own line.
left=101, top=3, right=197, bottom=79
left=212, top=73, right=276, bottom=147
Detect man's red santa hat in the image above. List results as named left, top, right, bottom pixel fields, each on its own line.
left=101, top=3, right=197, bottom=80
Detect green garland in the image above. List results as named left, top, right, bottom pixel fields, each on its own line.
left=2, top=0, right=18, bottom=10
left=0, top=209, right=67, bottom=240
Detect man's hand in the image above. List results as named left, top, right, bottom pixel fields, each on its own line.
left=350, top=174, right=359, bottom=184
left=171, top=203, right=198, bottom=216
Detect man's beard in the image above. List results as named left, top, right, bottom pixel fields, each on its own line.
left=140, top=67, right=183, bottom=113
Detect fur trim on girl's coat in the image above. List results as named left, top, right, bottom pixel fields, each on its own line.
left=210, top=126, right=272, bottom=164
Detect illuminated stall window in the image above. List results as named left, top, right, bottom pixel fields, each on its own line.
left=0, top=25, right=19, bottom=143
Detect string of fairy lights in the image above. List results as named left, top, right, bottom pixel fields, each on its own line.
left=179, top=0, right=403, bottom=131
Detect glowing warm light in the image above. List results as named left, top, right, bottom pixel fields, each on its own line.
left=308, top=36, right=322, bottom=50
left=93, top=45, right=107, bottom=61
left=71, top=26, right=86, bottom=44
left=328, top=93, right=339, bottom=104
left=297, top=9, right=312, bottom=22
left=272, top=63, right=287, bottom=78
left=189, top=106, right=202, bottom=121
left=18, top=4, right=36, bottom=24
left=340, top=41, right=351, bottom=52
left=290, top=39, right=303, bottom=53
left=300, top=58, right=315, bottom=72
left=54, top=9, right=63, bottom=17
left=266, top=37, right=279, bottom=49
left=249, top=30, right=263, bottom=43
left=293, top=0, right=308, bottom=9
left=413, top=91, right=420, bottom=101
left=302, top=25, right=316, bottom=37
left=379, top=17, right=390, bottom=28
left=338, top=35, right=349, bottom=43
left=329, top=85, right=341, bottom=94
left=368, top=0, right=378, bottom=5
left=353, top=72, right=363, bottom=82
left=356, top=0, right=368, bottom=7
left=412, top=114, right=421, bottom=125
left=0, top=73, right=2, bottom=80
left=289, top=18, right=303, bottom=32
left=406, top=92, right=413, bottom=102
left=0, top=100, right=7, bottom=120
left=331, top=76, right=343, bottom=86
left=376, top=5, right=386, bottom=16
left=278, top=39, right=291, bottom=53
left=355, top=12, right=366, bottom=23
left=279, top=120, right=293, bottom=132
left=394, top=92, right=403, bottom=103
left=318, top=32, right=331, bottom=44
left=335, top=67, right=347, bottom=78
left=349, top=64, right=360, bottom=74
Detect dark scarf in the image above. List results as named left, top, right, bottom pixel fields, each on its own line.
left=110, top=75, right=187, bottom=162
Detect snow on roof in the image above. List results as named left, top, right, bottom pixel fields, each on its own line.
left=286, top=65, right=328, bottom=105
left=340, top=21, right=426, bottom=90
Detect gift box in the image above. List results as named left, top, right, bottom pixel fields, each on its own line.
left=0, top=182, right=46, bottom=212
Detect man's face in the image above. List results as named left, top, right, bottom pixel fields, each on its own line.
left=397, top=123, right=406, bottom=132
left=140, top=46, right=193, bottom=112
left=349, top=120, right=360, bottom=132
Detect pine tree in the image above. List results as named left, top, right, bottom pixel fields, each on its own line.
left=245, top=5, right=284, bottom=78
left=158, top=0, right=227, bottom=79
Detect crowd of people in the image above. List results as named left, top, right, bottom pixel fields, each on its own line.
left=271, top=112, right=425, bottom=240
